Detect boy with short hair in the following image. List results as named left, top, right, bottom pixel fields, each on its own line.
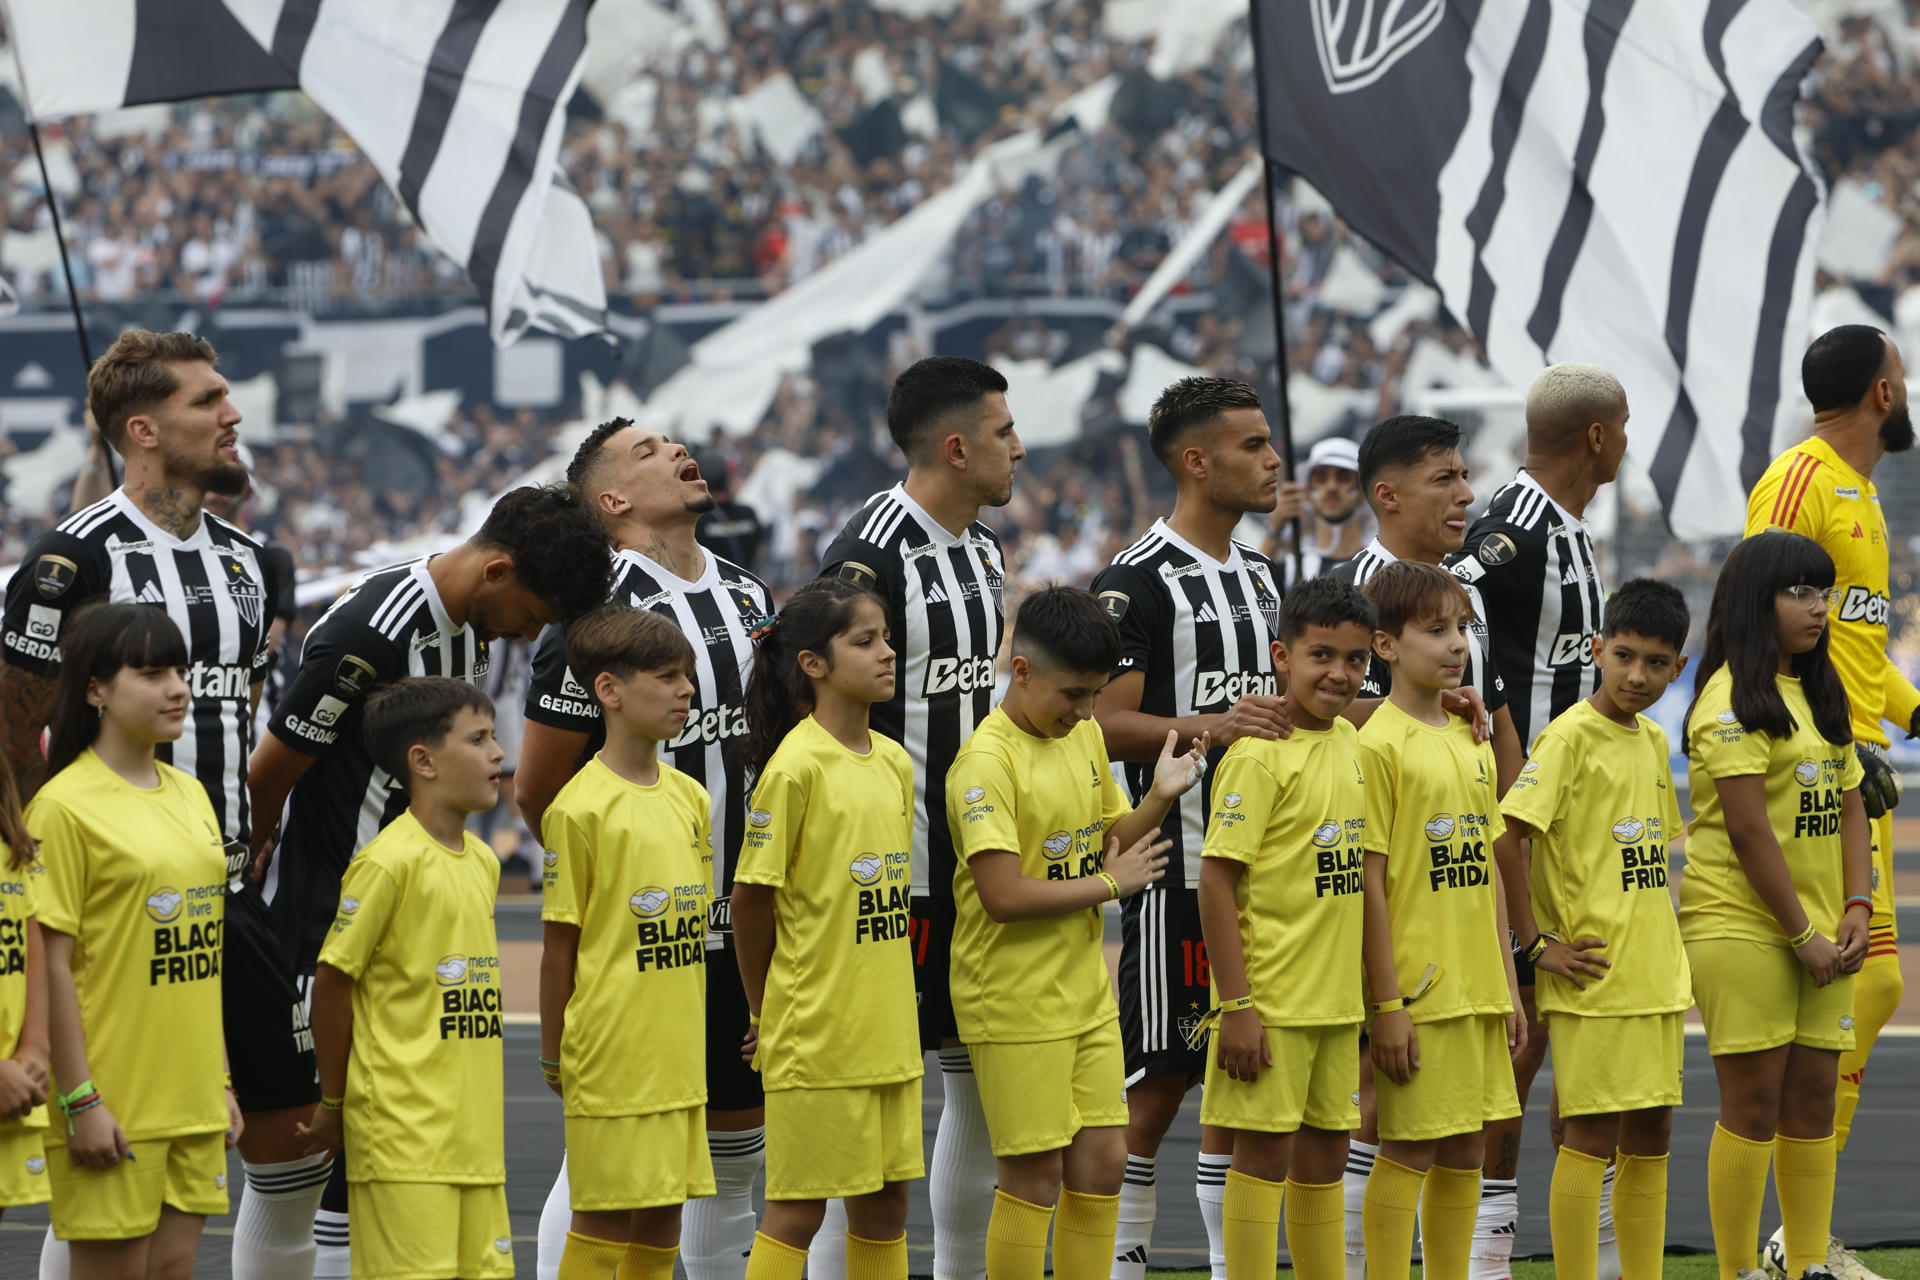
left=1355, top=562, right=1524, bottom=1280
left=300, top=678, right=512, bottom=1280
left=1499, top=579, right=1692, bottom=1280
left=539, top=605, right=713, bottom=1280
left=1194, top=575, right=1378, bottom=1280
left=945, top=586, right=1205, bottom=1280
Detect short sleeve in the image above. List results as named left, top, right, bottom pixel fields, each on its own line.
left=23, top=800, right=85, bottom=938
left=317, top=858, right=399, bottom=980
left=821, top=533, right=905, bottom=612
left=1840, top=744, right=1865, bottom=792
left=1654, top=727, right=1684, bottom=843
left=735, top=768, right=804, bottom=889
left=1689, top=698, right=1770, bottom=782
left=947, top=751, right=1022, bottom=862
left=1089, top=725, right=1132, bottom=832
left=524, top=623, right=603, bottom=733
left=1, top=531, right=110, bottom=676
left=1499, top=729, right=1570, bottom=839
left=1358, top=740, right=1396, bottom=856
left=270, top=611, right=400, bottom=757
left=1202, top=749, right=1279, bottom=865
left=1479, top=742, right=1507, bottom=844
left=539, top=806, right=591, bottom=925
left=1089, top=560, right=1166, bottom=680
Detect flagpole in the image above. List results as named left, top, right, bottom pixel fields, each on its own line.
left=28, top=120, right=117, bottom=489
left=1244, top=0, right=1301, bottom=573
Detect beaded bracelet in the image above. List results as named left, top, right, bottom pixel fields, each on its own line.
left=1844, top=895, right=1874, bottom=915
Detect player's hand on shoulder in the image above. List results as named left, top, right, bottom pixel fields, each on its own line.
left=1105, top=832, right=1170, bottom=897
left=1533, top=936, right=1610, bottom=990
left=1440, top=686, right=1490, bottom=743
left=1218, top=695, right=1290, bottom=745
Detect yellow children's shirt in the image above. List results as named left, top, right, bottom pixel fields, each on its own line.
left=1357, top=699, right=1512, bottom=1024
left=948, top=708, right=1132, bottom=1044
left=1202, top=723, right=1367, bottom=1026
left=1680, top=667, right=1864, bottom=945
left=1747, top=435, right=1920, bottom=746
left=0, top=847, right=48, bottom=1131
left=542, top=756, right=712, bottom=1117
left=1501, top=700, right=1690, bottom=1016
left=28, top=751, right=227, bottom=1139
left=319, top=810, right=505, bottom=1184
left=735, top=716, right=921, bottom=1089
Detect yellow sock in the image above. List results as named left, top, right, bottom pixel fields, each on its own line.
left=616, top=1241, right=678, bottom=1280
left=560, top=1231, right=629, bottom=1280
left=1282, top=1178, right=1343, bottom=1280
left=1548, top=1147, right=1608, bottom=1280
left=1360, top=1156, right=1425, bottom=1280
left=1417, top=1164, right=1481, bottom=1280
left=985, top=1189, right=1054, bottom=1280
left=1222, top=1169, right=1283, bottom=1280
left=1707, top=1124, right=1773, bottom=1280
left=1051, top=1189, right=1120, bottom=1280
left=1834, top=948, right=1903, bottom=1152
left=1611, top=1152, right=1668, bottom=1280
left=1774, top=1133, right=1837, bottom=1277
left=846, top=1231, right=907, bottom=1280
left=744, top=1232, right=809, bottom=1280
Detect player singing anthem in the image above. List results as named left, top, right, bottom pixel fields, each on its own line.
left=0, top=331, right=311, bottom=1280
left=248, top=485, right=610, bottom=1278
left=1744, top=325, right=1915, bottom=1280
left=517, top=421, right=772, bottom=1280
left=1088, top=377, right=1288, bottom=1280
left=821, top=355, right=1023, bottom=1280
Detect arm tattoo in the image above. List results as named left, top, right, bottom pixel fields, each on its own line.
left=0, top=664, right=59, bottom=799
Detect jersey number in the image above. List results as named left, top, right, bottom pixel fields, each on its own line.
left=1180, top=939, right=1210, bottom=989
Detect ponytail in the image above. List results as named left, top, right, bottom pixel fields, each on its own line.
left=743, top=577, right=886, bottom=781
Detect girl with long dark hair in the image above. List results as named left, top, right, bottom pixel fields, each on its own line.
left=1679, top=531, right=1870, bottom=1280
left=732, top=577, right=923, bottom=1280
left=26, top=603, right=242, bottom=1278
left=0, top=750, right=50, bottom=1221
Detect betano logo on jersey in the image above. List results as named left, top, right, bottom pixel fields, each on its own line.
left=854, top=850, right=911, bottom=943
left=434, top=951, right=504, bottom=1040
left=1194, top=669, right=1278, bottom=709
left=924, top=655, right=996, bottom=698
left=668, top=702, right=748, bottom=750
left=148, top=882, right=223, bottom=986
left=635, top=882, right=707, bottom=973
left=1612, top=815, right=1669, bottom=890
left=1836, top=586, right=1891, bottom=627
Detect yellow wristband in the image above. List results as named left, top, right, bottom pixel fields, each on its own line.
left=1097, top=872, right=1121, bottom=901
left=319, top=1096, right=344, bottom=1112
left=1181, top=995, right=1257, bottom=1050
left=1788, top=923, right=1818, bottom=948
left=1370, top=996, right=1409, bottom=1014
left=1370, top=963, right=1444, bottom=1015
left=748, top=1012, right=761, bottom=1027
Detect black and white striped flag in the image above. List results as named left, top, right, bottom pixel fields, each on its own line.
left=1253, top=0, right=1826, bottom=539
left=5, top=0, right=608, bottom=346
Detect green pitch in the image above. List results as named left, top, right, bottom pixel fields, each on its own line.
left=1150, top=1252, right=1920, bottom=1280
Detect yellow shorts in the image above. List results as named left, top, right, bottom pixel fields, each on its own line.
left=1546, top=1012, right=1685, bottom=1116
left=46, top=1130, right=228, bottom=1240
left=1687, top=937, right=1855, bottom=1055
left=971, top=1019, right=1128, bottom=1157
left=566, top=1107, right=715, bottom=1211
left=1869, top=810, right=1897, bottom=937
left=0, top=1125, right=49, bottom=1207
left=1375, top=1014, right=1520, bottom=1142
left=1198, top=1022, right=1362, bottom=1134
left=349, top=1180, right=514, bottom=1280
left=765, top=1079, right=925, bottom=1199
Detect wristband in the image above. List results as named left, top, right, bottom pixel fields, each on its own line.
left=1182, top=995, right=1257, bottom=1050
left=319, top=1096, right=345, bottom=1112
left=1845, top=895, right=1874, bottom=915
left=56, top=1080, right=96, bottom=1111
left=1097, top=872, right=1121, bottom=901
left=1788, top=922, right=1819, bottom=948
left=61, top=1094, right=102, bottom=1133
left=537, top=1057, right=559, bottom=1069
left=748, top=1013, right=761, bottom=1027
left=1369, top=962, right=1445, bottom=1015
left=1524, top=932, right=1559, bottom=965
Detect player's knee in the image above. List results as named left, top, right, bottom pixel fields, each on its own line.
left=1065, top=1126, right=1129, bottom=1196
left=847, top=1182, right=911, bottom=1237
left=1122, top=1075, right=1188, bottom=1150
left=236, top=1105, right=319, bottom=1163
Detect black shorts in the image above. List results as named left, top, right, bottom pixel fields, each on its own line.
left=1118, top=886, right=1211, bottom=1085
left=909, top=895, right=959, bottom=1049
left=703, top=934, right=765, bottom=1113
left=223, top=882, right=320, bottom=1114
left=1508, top=927, right=1536, bottom=988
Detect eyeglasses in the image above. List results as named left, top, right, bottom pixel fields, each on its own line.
left=1781, top=585, right=1843, bottom=610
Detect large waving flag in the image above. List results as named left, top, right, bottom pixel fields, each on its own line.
left=4, top=0, right=608, bottom=346
left=1252, top=0, right=1827, bottom=538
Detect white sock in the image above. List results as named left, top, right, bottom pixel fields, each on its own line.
left=1344, top=1140, right=1377, bottom=1280
left=38, top=1227, right=68, bottom=1280
left=232, top=1153, right=333, bottom=1279
left=1196, top=1152, right=1230, bottom=1280
left=684, top=1128, right=763, bottom=1280
left=1595, top=1164, right=1621, bottom=1280
left=1112, top=1155, right=1156, bottom=1280
left=537, top=1153, right=572, bottom=1280
left=930, top=1048, right=994, bottom=1280
left=1467, top=1177, right=1517, bottom=1279
left=808, top=1199, right=849, bottom=1279
left=313, top=1208, right=351, bottom=1278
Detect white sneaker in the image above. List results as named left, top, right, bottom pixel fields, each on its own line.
left=1824, top=1237, right=1889, bottom=1280
left=1763, top=1228, right=1792, bottom=1280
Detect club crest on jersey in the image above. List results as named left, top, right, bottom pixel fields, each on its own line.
left=630, top=888, right=671, bottom=918
left=1251, top=577, right=1280, bottom=635
left=33, top=554, right=76, bottom=599
left=216, top=550, right=262, bottom=627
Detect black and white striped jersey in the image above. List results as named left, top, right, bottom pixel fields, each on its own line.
left=2, top=490, right=272, bottom=862
left=1334, top=538, right=1508, bottom=712
left=1444, top=471, right=1605, bottom=750
left=1091, top=520, right=1284, bottom=888
left=822, top=484, right=1006, bottom=898
left=524, top=547, right=771, bottom=942
left=267, top=559, right=489, bottom=972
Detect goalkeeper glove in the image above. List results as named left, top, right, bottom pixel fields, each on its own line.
left=1856, top=741, right=1902, bottom=820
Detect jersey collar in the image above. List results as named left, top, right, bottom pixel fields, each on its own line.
left=109, top=487, right=212, bottom=551
left=614, top=544, right=719, bottom=594
left=1796, top=434, right=1871, bottom=491
left=888, top=483, right=969, bottom=549
left=1150, top=518, right=1242, bottom=572
left=407, top=557, right=461, bottom=638
left=1361, top=535, right=1396, bottom=566
left=1512, top=469, right=1591, bottom=533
